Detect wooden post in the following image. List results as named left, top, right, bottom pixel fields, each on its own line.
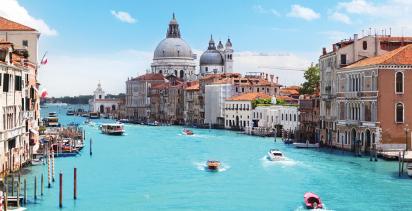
left=34, top=176, right=37, bottom=200
left=48, top=152, right=51, bottom=188
left=402, top=150, right=406, bottom=175
left=90, top=138, right=92, bottom=156
left=17, top=176, right=20, bottom=208
left=52, top=149, right=55, bottom=182
left=74, top=167, right=77, bottom=200
left=59, top=172, right=63, bottom=208
left=24, top=178, right=27, bottom=205
left=41, top=173, right=44, bottom=196
left=11, top=175, right=14, bottom=196
left=399, top=151, right=402, bottom=177
left=4, top=184, right=8, bottom=211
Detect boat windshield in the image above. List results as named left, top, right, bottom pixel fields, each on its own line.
left=272, top=152, right=283, bottom=156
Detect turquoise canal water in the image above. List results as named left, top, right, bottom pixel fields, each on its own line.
left=21, top=104, right=412, bottom=210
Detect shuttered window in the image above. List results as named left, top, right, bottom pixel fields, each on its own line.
left=3, top=73, right=9, bottom=92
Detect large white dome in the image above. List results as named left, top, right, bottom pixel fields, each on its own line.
left=153, top=38, right=193, bottom=60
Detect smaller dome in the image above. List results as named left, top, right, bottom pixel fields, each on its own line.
left=200, top=50, right=224, bottom=66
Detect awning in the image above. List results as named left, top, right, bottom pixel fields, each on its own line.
left=29, top=128, right=39, bottom=135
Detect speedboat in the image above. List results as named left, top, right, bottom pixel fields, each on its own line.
left=147, top=121, right=159, bottom=126
left=183, top=128, right=194, bottom=135
left=119, top=119, right=129, bottom=123
left=206, top=160, right=221, bottom=171
left=293, top=141, right=319, bottom=148
left=30, top=158, right=44, bottom=166
left=407, top=163, right=412, bottom=177
left=66, top=110, right=75, bottom=115
left=304, top=192, right=323, bottom=209
left=100, top=123, right=125, bottom=135
left=89, top=112, right=100, bottom=119
left=267, top=149, right=284, bottom=161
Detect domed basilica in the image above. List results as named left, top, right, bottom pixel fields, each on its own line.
left=150, top=14, right=234, bottom=81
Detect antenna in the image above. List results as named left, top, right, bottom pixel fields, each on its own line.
left=390, top=27, right=392, bottom=37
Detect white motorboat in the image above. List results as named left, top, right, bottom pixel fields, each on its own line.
left=407, top=163, right=412, bottom=177
left=89, top=112, right=100, bottom=119
left=267, top=149, right=285, bottom=161
left=100, top=123, right=125, bottom=135
left=293, top=141, right=320, bottom=148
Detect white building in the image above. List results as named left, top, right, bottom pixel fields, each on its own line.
left=251, top=105, right=299, bottom=135
left=89, top=82, right=120, bottom=114
left=224, top=92, right=271, bottom=130
left=151, top=14, right=197, bottom=81
left=205, top=83, right=235, bottom=127
left=199, top=35, right=233, bottom=75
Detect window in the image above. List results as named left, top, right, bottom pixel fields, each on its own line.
left=362, top=41, right=367, bottom=50
left=396, top=72, right=403, bottom=93
left=340, top=54, right=347, bottom=65
left=205, top=67, right=208, bottom=72
left=22, top=40, right=28, bottom=47
left=15, top=75, right=22, bottom=91
left=396, top=103, right=404, bottom=123
left=3, top=74, right=9, bottom=92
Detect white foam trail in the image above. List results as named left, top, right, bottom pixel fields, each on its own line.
left=294, top=204, right=334, bottom=211
left=261, top=155, right=298, bottom=168
left=194, top=161, right=230, bottom=172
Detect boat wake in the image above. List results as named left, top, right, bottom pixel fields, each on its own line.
left=260, top=156, right=298, bottom=168
left=194, top=161, right=230, bottom=172
left=294, top=205, right=334, bottom=211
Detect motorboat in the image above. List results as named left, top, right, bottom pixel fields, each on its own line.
left=66, top=110, right=75, bottom=115
left=89, top=112, right=100, bottom=119
left=119, top=119, right=129, bottom=123
left=183, top=128, right=194, bottom=135
left=147, top=121, right=159, bottom=126
left=293, top=141, right=319, bottom=148
left=407, top=163, right=412, bottom=177
left=30, top=158, right=44, bottom=166
left=267, top=149, right=285, bottom=161
left=283, top=139, right=294, bottom=144
left=43, top=116, right=60, bottom=127
left=206, top=160, right=221, bottom=171
left=48, top=112, right=58, bottom=117
left=100, top=123, right=125, bottom=135
left=304, top=192, right=323, bottom=209
left=81, top=113, right=90, bottom=117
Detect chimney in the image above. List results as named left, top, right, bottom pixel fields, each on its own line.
left=265, top=74, right=268, bottom=80
left=332, top=44, right=337, bottom=52
left=353, top=33, right=359, bottom=62
left=276, top=76, right=279, bottom=84
left=322, top=47, right=326, bottom=55
left=270, top=74, right=274, bottom=82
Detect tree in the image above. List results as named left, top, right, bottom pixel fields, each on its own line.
left=299, top=64, right=319, bottom=95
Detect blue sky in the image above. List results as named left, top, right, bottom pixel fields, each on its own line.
left=2, top=0, right=412, bottom=96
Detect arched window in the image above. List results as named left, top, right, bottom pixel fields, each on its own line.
left=396, top=72, right=403, bottom=93
left=180, top=70, right=184, bottom=78
left=362, top=41, right=367, bottom=50
left=396, top=102, right=404, bottom=123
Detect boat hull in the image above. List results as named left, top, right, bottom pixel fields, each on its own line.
left=293, top=142, right=319, bottom=148
left=407, top=163, right=412, bottom=177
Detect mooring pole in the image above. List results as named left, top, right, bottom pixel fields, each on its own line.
left=74, top=167, right=77, bottom=200
left=90, top=138, right=93, bottom=156
left=41, top=173, right=44, bottom=196
left=59, top=172, right=63, bottom=208
left=24, top=178, right=27, bottom=205
left=34, top=176, right=37, bottom=200
left=399, top=151, right=402, bottom=177
left=48, top=151, right=51, bottom=188
left=17, top=176, right=20, bottom=208
left=52, top=149, right=55, bottom=182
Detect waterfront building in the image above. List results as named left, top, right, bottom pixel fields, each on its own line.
left=183, top=81, right=201, bottom=126
left=319, top=34, right=412, bottom=149
left=125, top=73, right=166, bottom=122
left=0, top=41, right=35, bottom=173
left=199, top=35, right=233, bottom=76
left=250, top=104, right=299, bottom=137
left=224, top=92, right=270, bottom=130
left=155, top=75, right=185, bottom=124
left=336, top=44, right=412, bottom=152
left=298, top=94, right=320, bottom=142
left=0, top=16, right=40, bottom=64
left=89, top=82, right=120, bottom=114
left=150, top=14, right=196, bottom=81
left=204, top=83, right=235, bottom=128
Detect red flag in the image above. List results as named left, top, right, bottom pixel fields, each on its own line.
left=41, top=56, right=48, bottom=65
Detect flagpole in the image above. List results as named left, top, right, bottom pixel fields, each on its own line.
left=39, top=51, right=48, bottom=68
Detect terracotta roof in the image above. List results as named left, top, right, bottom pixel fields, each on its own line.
left=379, top=36, right=412, bottom=42
left=0, top=17, right=36, bottom=31
left=277, top=95, right=296, bottom=101
left=133, top=73, right=165, bottom=81
left=185, top=81, right=200, bottom=91
left=280, top=89, right=299, bottom=95
left=345, top=44, right=412, bottom=68
left=227, top=92, right=271, bottom=101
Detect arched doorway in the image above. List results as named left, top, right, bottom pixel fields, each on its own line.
left=99, top=105, right=104, bottom=113
left=179, top=70, right=184, bottom=79
left=365, top=129, right=371, bottom=153
left=112, top=105, right=116, bottom=111
left=351, top=128, right=356, bottom=151
left=235, top=116, right=239, bottom=128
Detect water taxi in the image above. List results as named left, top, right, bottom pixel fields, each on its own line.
left=293, top=141, right=319, bottom=148
left=183, top=128, right=194, bottom=135
left=267, top=149, right=284, bottom=161
left=147, top=121, right=159, bottom=126
left=89, top=112, right=100, bottom=119
left=43, top=112, right=61, bottom=127
left=100, top=123, right=125, bottom=135
left=206, top=160, right=221, bottom=171
left=66, top=110, right=75, bottom=115
left=304, top=192, right=323, bottom=209
left=407, top=163, right=412, bottom=177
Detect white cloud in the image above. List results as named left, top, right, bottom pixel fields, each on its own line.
left=0, top=0, right=57, bottom=36
left=287, top=4, right=320, bottom=21
left=329, top=12, right=351, bottom=24
left=252, top=5, right=281, bottom=17
left=39, top=50, right=152, bottom=97
left=338, top=0, right=377, bottom=15
left=111, top=10, right=136, bottom=24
